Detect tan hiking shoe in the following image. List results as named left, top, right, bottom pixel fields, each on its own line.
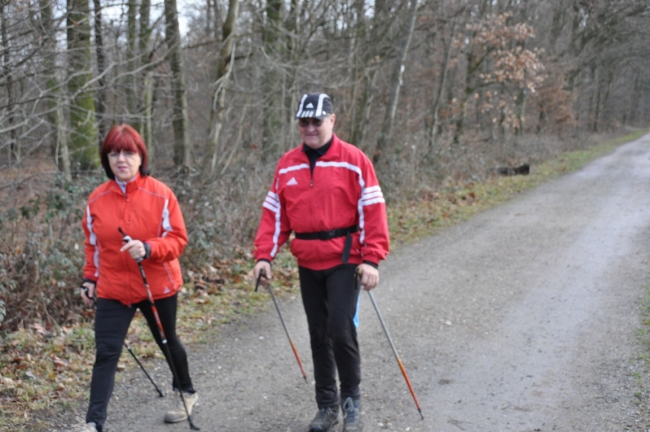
left=79, top=423, right=98, bottom=432
left=164, top=391, right=198, bottom=423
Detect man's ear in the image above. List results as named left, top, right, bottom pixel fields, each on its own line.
left=330, top=113, right=336, bottom=126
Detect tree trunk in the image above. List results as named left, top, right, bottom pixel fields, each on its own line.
left=591, top=67, right=601, bottom=132
left=348, top=0, right=367, bottom=145
left=125, top=0, right=139, bottom=130
left=374, top=0, right=418, bottom=164
left=57, top=96, right=72, bottom=181
left=261, top=0, right=283, bottom=161
left=164, top=0, right=190, bottom=171
left=92, top=0, right=106, bottom=143
left=1, top=2, right=18, bottom=164
left=206, top=0, right=239, bottom=176
left=39, top=0, right=71, bottom=180
left=428, top=20, right=456, bottom=157
left=350, top=0, right=388, bottom=148
left=142, top=73, right=155, bottom=162
left=515, top=88, right=527, bottom=136
left=67, top=0, right=99, bottom=171
left=139, top=0, right=154, bottom=152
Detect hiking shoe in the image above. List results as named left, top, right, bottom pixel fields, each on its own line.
left=164, top=391, right=199, bottom=423
left=309, top=405, right=340, bottom=431
left=80, top=423, right=98, bottom=432
left=342, top=397, right=363, bottom=431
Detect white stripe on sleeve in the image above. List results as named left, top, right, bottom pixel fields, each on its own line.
left=161, top=199, right=172, bottom=238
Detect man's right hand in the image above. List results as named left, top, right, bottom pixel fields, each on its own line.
left=81, top=281, right=96, bottom=307
left=253, top=261, right=272, bottom=288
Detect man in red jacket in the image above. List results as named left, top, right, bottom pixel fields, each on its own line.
left=253, top=93, right=390, bottom=432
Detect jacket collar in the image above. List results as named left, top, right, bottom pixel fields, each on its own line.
left=317, top=133, right=342, bottom=161
left=113, top=172, right=144, bottom=194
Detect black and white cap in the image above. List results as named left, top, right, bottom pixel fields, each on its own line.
left=295, top=93, right=334, bottom=119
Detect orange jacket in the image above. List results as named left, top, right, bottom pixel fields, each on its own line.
left=82, top=173, right=187, bottom=305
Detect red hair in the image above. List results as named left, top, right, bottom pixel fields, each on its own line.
left=100, top=124, right=149, bottom=179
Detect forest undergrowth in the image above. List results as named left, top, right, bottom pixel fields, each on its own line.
left=0, top=129, right=647, bottom=430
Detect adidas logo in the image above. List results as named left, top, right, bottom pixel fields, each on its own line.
left=287, top=177, right=298, bottom=186
left=306, top=102, right=314, bottom=109
left=163, top=286, right=171, bottom=294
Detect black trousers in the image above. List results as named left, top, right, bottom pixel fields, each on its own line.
left=86, top=293, right=194, bottom=428
left=299, top=264, right=362, bottom=408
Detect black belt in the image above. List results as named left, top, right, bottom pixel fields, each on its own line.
left=295, top=225, right=358, bottom=264
left=294, top=225, right=358, bottom=241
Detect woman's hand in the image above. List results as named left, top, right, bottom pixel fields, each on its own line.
left=120, top=239, right=147, bottom=261
left=81, top=281, right=96, bottom=307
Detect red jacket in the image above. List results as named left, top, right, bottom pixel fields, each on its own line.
left=82, top=173, right=187, bottom=305
left=254, top=134, right=390, bottom=270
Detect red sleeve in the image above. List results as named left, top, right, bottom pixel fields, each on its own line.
left=358, top=155, right=390, bottom=265
left=145, top=191, right=188, bottom=262
left=254, top=163, right=292, bottom=262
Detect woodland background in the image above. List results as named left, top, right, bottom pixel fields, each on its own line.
left=1, top=0, right=650, bottom=333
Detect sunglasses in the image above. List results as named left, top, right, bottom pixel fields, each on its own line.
left=298, top=118, right=324, bottom=128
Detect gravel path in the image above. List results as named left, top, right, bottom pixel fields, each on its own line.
left=60, top=134, right=650, bottom=432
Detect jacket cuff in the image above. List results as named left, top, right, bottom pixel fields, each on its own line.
left=143, top=242, right=151, bottom=259
left=362, top=260, right=378, bottom=269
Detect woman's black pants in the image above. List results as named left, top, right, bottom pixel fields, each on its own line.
left=299, top=264, right=362, bottom=409
left=86, top=293, right=194, bottom=428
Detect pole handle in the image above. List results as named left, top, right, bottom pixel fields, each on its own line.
left=254, top=269, right=265, bottom=292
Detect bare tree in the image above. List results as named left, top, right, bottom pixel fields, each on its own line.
left=428, top=19, right=456, bottom=156
left=1, top=1, right=18, bottom=164
left=67, top=0, right=99, bottom=171
left=92, top=0, right=107, bottom=142
left=39, top=0, right=71, bottom=180
left=164, top=0, right=190, bottom=171
left=205, top=0, right=239, bottom=176
left=374, top=0, right=419, bottom=163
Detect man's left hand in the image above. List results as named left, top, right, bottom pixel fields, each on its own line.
left=357, top=263, right=379, bottom=291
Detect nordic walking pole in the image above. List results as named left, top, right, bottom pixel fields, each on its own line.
left=83, top=286, right=165, bottom=397
left=255, top=269, right=308, bottom=382
left=118, top=227, right=200, bottom=431
left=357, top=268, right=424, bottom=420
left=123, top=341, right=165, bottom=397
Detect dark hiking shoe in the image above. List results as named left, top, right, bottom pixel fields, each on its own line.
left=309, top=406, right=340, bottom=431
left=342, top=397, right=363, bottom=431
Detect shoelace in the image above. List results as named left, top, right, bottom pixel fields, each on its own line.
left=313, top=406, right=337, bottom=425
left=343, top=399, right=357, bottom=421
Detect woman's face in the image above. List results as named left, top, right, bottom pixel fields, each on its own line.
left=108, top=150, right=142, bottom=182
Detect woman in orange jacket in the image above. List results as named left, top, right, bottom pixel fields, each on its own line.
left=80, top=124, right=197, bottom=432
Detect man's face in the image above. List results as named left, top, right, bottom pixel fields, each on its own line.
left=298, top=114, right=336, bottom=149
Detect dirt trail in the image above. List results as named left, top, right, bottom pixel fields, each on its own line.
left=59, top=134, right=650, bottom=432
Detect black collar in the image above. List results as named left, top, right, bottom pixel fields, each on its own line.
left=302, top=136, right=333, bottom=157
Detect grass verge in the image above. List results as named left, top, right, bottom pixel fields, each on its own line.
left=0, top=129, right=647, bottom=430
left=632, top=279, right=650, bottom=430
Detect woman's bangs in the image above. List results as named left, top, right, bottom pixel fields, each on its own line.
left=108, top=138, right=138, bottom=154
